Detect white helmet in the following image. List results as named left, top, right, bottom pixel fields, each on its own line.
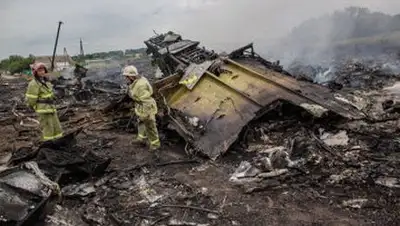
left=122, top=65, right=138, bottom=77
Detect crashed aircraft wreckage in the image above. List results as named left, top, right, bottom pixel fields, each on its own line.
left=143, top=31, right=365, bottom=160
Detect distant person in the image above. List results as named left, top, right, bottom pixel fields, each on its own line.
left=122, top=65, right=161, bottom=153
left=25, top=62, right=63, bottom=141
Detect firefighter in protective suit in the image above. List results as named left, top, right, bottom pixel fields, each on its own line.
left=123, top=65, right=161, bottom=151
left=25, top=62, right=63, bottom=141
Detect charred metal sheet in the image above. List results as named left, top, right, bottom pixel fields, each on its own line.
left=158, top=40, right=199, bottom=55
left=147, top=32, right=365, bottom=160
left=179, top=61, right=213, bottom=90
left=145, top=32, right=218, bottom=78
left=0, top=166, right=54, bottom=226
left=228, top=43, right=288, bottom=75
left=221, top=58, right=364, bottom=119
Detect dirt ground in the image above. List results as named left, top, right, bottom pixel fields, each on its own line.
left=1, top=75, right=400, bottom=226
left=69, top=131, right=368, bottom=226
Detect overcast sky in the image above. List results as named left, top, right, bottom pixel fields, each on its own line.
left=0, top=0, right=399, bottom=59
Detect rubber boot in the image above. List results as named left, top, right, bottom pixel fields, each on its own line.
left=131, top=136, right=147, bottom=146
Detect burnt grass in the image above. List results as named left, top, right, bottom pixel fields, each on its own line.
left=1, top=76, right=400, bottom=226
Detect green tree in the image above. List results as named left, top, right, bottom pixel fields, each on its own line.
left=0, top=55, right=34, bottom=74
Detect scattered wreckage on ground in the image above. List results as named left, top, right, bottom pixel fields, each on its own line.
left=0, top=81, right=111, bottom=226
left=0, top=129, right=111, bottom=226
left=140, top=31, right=366, bottom=160
left=1, top=31, right=400, bottom=225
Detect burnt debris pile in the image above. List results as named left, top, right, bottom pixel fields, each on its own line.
left=230, top=103, right=400, bottom=222
left=145, top=31, right=366, bottom=160
left=53, top=57, right=155, bottom=108
left=288, top=57, right=400, bottom=90
left=0, top=128, right=111, bottom=226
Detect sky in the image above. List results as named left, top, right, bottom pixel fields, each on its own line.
left=0, top=0, right=400, bottom=59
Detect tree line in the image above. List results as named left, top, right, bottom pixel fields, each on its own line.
left=0, top=48, right=147, bottom=74
left=0, top=55, right=35, bottom=74
left=72, top=48, right=147, bottom=61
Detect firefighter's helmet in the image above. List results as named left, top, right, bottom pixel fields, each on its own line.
left=122, top=65, right=138, bottom=77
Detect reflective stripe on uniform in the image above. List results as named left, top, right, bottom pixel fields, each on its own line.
left=150, top=139, right=160, bottom=145
left=41, top=93, right=53, bottom=98
left=36, top=109, right=56, bottom=113
left=43, top=132, right=63, bottom=141
left=138, top=134, right=147, bottom=139
left=26, top=94, right=38, bottom=98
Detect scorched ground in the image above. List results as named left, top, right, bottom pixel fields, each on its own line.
left=1, top=61, right=400, bottom=226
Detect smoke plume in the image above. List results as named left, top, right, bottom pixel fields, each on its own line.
left=267, top=7, right=400, bottom=67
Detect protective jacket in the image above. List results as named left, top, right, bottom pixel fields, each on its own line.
left=25, top=78, right=62, bottom=141
left=128, top=76, right=160, bottom=149
left=128, top=77, right=157, bottom=119
left=25, top=78, right=57, bottom=114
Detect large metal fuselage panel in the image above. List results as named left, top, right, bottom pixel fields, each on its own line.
left=146, top=32, right=364, bottom=160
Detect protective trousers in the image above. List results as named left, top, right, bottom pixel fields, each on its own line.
left=136, top=114, right=160, bottom=150
left=38, top=113, right=63, bottom=141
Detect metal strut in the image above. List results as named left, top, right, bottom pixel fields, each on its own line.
left=51, top=21, right=63, bottom=71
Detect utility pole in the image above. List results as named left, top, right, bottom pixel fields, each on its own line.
left=80, top=38, right=85, bottom=57
left=51, top=21, right=63, bottom=71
